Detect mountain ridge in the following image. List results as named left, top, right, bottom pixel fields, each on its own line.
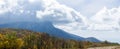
left=0, top=21, right=100, bottom=42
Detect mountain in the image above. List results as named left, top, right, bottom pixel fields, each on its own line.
left=0, top=0, right=101, bottom=42
left=0, top=21, right=100, bottom=42
left=0, top=21, right=87, bottom=41
left=86, top=37, right=101, bottom=42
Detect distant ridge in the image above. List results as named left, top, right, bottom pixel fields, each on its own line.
left=86, top=37, right=101, bottom=42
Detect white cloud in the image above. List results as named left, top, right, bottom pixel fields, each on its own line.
left=0, top=0, right=88, bottom=32
left=0, top=0, right=7, bottom=14
left=0, top=0, right=5, bottom=5
left=57, top=0, right=120, bottom=16
left=89, top=6, right=120, bottom=31
left=36, top=0, right=90, bottom=35
left=36, top=0, right=88, bottom=25
left=0, top=0, right=18, bottom=14
left=29, top=0, right=35, bottom=3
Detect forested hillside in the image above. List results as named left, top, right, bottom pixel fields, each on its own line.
left=0, top=28, right=119, bottom=49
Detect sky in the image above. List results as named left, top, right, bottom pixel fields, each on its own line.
left=0, top=0, right=120, bottom=43
left=55, top=0, right=120, bottom=43
left=57, top=0, right=120, bottom=16
left=56, top=0, right=120, bottom=43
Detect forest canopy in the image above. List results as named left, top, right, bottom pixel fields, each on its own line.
left=0, top=28, right=119, bottom=49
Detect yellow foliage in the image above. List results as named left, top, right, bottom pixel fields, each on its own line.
left=0, top=34, right=5, bottom=40
left=0, top=34, right=2, bottom=38
left=33, top=45, right=38, bottom=49
left=16, top=38, right=24, bottom=48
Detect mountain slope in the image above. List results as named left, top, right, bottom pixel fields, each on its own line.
left=0, top=21, right=87, bottom=41
left=86, top=37, right=101, bottom=42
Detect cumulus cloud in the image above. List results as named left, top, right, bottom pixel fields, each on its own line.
left=0, top=0, right=87, bottom=24
left=0, top=0, right=88, bottom=31
left=88, top=7, right=120, bottom=31
left=0, top=0, right=43, bottom=14
left=36, top=0, right=88, bottom=25
left=35, top=0, right=90, bottom=34
left=57, top=0, right=120, bottom=16
left=0, top=0, right=120, bottom=32
left=0, top=0, right=19, bottom=14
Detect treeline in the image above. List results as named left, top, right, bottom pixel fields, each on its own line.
left=0, top=28, right=119, bottom=49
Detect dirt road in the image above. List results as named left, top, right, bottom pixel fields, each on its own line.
left=87, top=46, right=120, bottom=49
